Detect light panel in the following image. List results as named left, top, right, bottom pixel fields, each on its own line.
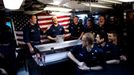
left=100, top=0, right=122, bottom=4
left=44, top=6, right=72, bottom=12
left=50, top=12, right=71, bottom=15
left=83, top=3, right=112, bottom=9
left=3, top=0, right=23, bottom=10
left=118, top=0, right=134, bottom=2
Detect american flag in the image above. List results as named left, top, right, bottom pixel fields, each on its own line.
left=12, top=12, right=71, bottom=45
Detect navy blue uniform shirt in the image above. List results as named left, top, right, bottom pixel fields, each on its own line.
left=97, top=42, right=121, bottom=61
left=47, top=24, right=65, bottom=37
left=68, top=23, right=84, bottom=38
left=96, top=24, right=108, bottom=34
left=84, top=27, right=96, bottom=33
left=70, top=44, right=104, bottom=66
left=23, top=23, right=41, bottom=45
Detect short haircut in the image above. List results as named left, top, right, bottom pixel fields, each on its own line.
left=108, top=31, right=118, bottom=37
left=29, top=14, right=36, bottom=19
left=73, top=16, right=79, bottom=19
left=87, top=18, right=94, bottom=23
left=96, top=32, right=108, bottom=42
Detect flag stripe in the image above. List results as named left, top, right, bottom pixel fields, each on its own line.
left=38, top=16, right=52, bottom=19
left=39, top=24, right=51, bottom=29
left=39, top=23, right=69, bottom=29
left=59, top=21, right=70, bottom=25
left=38, top=15, right=69, bottom=19
left=39, top=21, right=69, bottom=27
left=58, top=19, right=70, bottom=23
left=38, top=17, right=70, bottom=24
left=57, top=15, right=70, bottom=19
left=38, top=18, right=52, bottom=21
left=39, top=22, right=52, bottom=25
left=58, top=17, right=70, bottom=21
left=38, top=20, right=52, bottom=24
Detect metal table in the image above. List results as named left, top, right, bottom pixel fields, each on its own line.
left=35, top=39, right=82, bottom=52
left=34, top=39, right=82, bottom=66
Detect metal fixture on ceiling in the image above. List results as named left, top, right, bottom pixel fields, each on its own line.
left=22, top=0, right=46, bottom=11
left=43, top=5, right=72, bottom=12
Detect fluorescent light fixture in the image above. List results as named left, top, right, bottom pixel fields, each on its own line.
left=3, top=0, right=23, bottom=10
left=50, top=12, right=71, bottom=15
left=100, top=0, right=122, bottom=4
left=118, top=0, right=134, bottom=2
left=44, top=6, right=72, bottom=12
left=49, top=0, right=62, bottom=5
left=49, top=2, right=60, bottom=5
left=83, top=3, right=112, bottom=9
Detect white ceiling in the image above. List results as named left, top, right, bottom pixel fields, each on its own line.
left=0, top=0, right=133, bottom=14
left=37, top=0, right=124, bottom=12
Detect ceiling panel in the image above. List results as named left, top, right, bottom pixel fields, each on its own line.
left=0, top=0, right=128, bottom=12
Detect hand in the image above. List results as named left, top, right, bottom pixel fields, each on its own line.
left=0, top=68, right=8, bottom=75
left=78, top=37, right=82, bottom=40
left=64, top=33, right=71, bottom=38
left=36, top=53, right=42, bottom=59
left=53, top=37, right=57, bottom=41
left=106, top=59, right=120, bottom=64
left=0, top=53, right=4, bottom=58
left=120, top=55, right=127, bottom=61
left=78, top=65, right=90, bottom=70
left=78, top=62, right=85, bottom=67
left=91, top=66, right=103, bottom=70
left=29, top=47, right=35, bottom=54
left=78, top=62, right=90, bottom=70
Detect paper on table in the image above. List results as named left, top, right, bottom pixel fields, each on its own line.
left=56, top=35, right=64, bottom=43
